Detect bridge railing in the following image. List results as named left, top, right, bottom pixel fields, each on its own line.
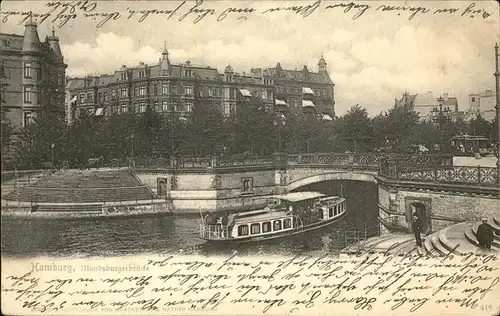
left=379, top=162, right=498, bottom=186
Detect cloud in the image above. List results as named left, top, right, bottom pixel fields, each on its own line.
left=62, top=33, right=159, bottom=76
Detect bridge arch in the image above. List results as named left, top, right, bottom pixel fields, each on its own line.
left=287, top=171, right=376, bottom=192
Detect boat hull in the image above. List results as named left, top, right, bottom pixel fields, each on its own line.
left=201, top=211, right=347, bottom=244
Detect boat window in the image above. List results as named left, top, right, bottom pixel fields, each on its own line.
left=251, top=223, right=261, bottom=234
left=283, top=218, right=291, bottom=229
left=238, top=225, right=249, bottom=236
left=329, top=207, right=333, bottom=217
left=273, top=220, right=281, bottom=231
left=262, top=222, right=271, bottom=233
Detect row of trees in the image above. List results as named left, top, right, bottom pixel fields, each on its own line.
left=1, top=99, right=498, bottom=170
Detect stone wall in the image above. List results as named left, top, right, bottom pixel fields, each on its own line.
left=378, top=184, right=499, bottom=234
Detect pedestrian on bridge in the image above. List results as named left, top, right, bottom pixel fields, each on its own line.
left=477, top=218, right=494, bottom=250
left=412, top=212, right=423, bottom=247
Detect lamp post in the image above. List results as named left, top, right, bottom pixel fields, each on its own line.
left=130, top=134, right=135, bottom=168
left=431, top=96, right=451, bottom=151
left=273, top=112, right=286, bottom=153
left=51, top=143, right=55, bottom=170
left=494, top=43, right=500, bottom=183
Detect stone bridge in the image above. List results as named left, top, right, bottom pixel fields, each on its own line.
left=133, top=153, right=498, bottom=216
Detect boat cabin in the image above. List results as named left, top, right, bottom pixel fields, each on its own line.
left=200, top=191, right=347, bottom=241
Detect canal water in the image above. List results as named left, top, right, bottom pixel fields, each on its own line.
left=1, top=181, right=378, bottom=258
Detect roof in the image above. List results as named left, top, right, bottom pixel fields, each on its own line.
left=266, top=68, right=333, bottom=84
left=272, top=191, right=325, bottom=202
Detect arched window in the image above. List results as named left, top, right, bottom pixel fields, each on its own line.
left=251, top=223, right=261, bottom=234
left=329, top=207, right=333, bottom=217
left=238, top=225, right=249, bottom=236
left=273, top=220, right=282, bottom=231
left=262, top=222, right=271, bottom=233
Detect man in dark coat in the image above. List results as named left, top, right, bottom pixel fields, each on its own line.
left=412, top=212, right=423, bottom=247
left=477, top=218, right=494, bottom=249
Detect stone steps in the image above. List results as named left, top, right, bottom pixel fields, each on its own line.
left=430, top=233, right=449, bottom=256
left=466, top=225, right=500, bottom=250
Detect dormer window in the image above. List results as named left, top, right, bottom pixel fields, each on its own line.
left=184, top=69, right=192, bottom=77
left=121, top=73, right=127, bottom=80
left=139, top=70, right=146, bottom=78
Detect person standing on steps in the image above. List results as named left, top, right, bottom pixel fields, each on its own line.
left=412, top=212, right=423, bottom=247
left=477, top=218, right=494, bottom=250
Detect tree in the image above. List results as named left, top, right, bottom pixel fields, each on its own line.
left=1, top=110, right=13, bottom=168
left=469, top=115, right=491, bottom=137
left=337, top=105, right=372, bottom=152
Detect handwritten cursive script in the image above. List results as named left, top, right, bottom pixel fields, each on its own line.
left=2, top=248, right=499, bottom=315
left=0, top=1, right=494, bottom=28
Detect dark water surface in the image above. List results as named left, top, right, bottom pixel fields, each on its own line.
left=1, top=181, right=378, bottom=258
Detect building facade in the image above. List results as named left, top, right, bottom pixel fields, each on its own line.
left=396, top=91, right=459, bottom=122
left=466, top=89, right=496, bottom=121
left=66, top=47, right=334, bottom=122
left=0, top=19, right=67, bottom=130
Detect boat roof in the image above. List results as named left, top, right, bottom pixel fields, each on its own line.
left=271, top=191, right=326, bottom=202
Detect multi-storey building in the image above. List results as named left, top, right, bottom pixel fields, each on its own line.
left=66, top=47, right=334, bottom=121
left=466, top=89, right=496, bottom=121
left=1, top=18, right=67, bottom=130
left=396, top=91, right=459, bottom=122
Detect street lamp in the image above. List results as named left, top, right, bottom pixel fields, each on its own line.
left=431, top=96, right=451, bottom=151
left=273, top=112, right=286, bottom=153
left=51, top=143, right=55, bottom=170
left=494, top=43, right=500, bottom=183
left=130, top=134, right=135, bottom=168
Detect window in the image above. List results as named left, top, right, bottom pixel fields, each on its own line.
left=154, top=101, right=161, bottom=112
left=262, top=222, right=271, bottom=233
left=329, top=207, right=333, bottom=217
left=86, top=92, right=93, bottom=103
left=184, top=69, right=192, bottom=77
left=120, top=72, right=127, bottom=80
left=140, top=102, right=146, bottom=113
left=79, top=93, right=85, bottom=104
left=471, top=97, right=476, bottom=102
left=238, top=225, right=249, bottom=236
left=139, top=70, right=146, bottom=78
left=242, top=178, right=253, bottom=192
left=209, top=88, right=215, bottom=97
left=111, top=89, right=116, bottom=99
left=103, top=92, right=108, bottom=101
left=139, top=86, right=146, bottom=96
left=113, top=105, right=119, bottom=114
left=273, top=220, right=281, bottom=231
left=23, top=112, right=35, bottom=127
left=184, top=85, right=193, bottom=95
left=185, top=101, right=193, bottom=112
left=121, top=88, right=127, bottom=98
left=23, top=86, right=32, bottom=103
left=121, top=103, right=127, bottom=113
left=224, top=102, right=231, bottom=116
left=24, top=62, right=32, bottom=78
left=98, top=92, right=102, bottom=102
left=134, top=87, right=138, bottom=97
left=154, top=84, right=158, bottom=95
left=162, top=100, right=169, bottom=112
left=224, top=88, right=230, bottom=99
left=283, top=218, right=291, bottom=229
left=162, top=84, right=169, bottom=95
left=250, top=223, right=260, bottom=235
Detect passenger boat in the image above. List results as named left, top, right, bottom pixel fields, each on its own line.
left=199, top=191, right=347, bottom=243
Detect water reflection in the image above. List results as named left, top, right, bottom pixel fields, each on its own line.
left=1, top=181, right=378, bottom=258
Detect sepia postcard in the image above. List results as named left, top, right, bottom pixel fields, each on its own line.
left=1, top=0, right=499, bottom=315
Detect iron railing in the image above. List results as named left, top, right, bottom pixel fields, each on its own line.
left=379, top=163, right=498, bottom=186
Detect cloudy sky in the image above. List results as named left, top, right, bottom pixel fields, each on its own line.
left=1, top=0, right=498, bottom=115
